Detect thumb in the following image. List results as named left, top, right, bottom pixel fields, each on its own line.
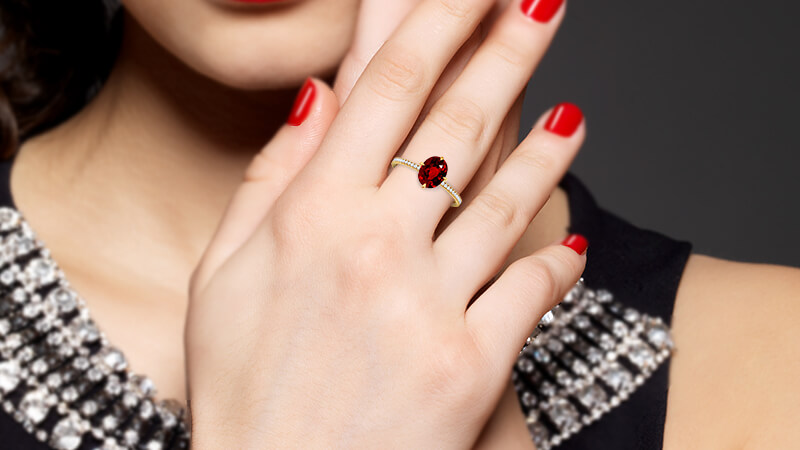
left=193, top=78, right=338, bottom=291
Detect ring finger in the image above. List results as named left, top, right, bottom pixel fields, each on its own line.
left=437, top=102, right=585, bottom=302
left=379, top=0, right=566, bottom=232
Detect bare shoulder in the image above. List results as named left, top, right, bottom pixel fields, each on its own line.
left=663, top=254, right=800, bottom=449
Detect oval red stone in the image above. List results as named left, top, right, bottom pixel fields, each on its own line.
left=417, top=156, right=448, bottom=188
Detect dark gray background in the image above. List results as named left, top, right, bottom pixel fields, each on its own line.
left=520, top=1, right=799, bottom=267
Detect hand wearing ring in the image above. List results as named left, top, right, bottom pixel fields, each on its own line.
left=391, top=156, right=462, bottom=207
left=190, top=0, right=587, bottom=447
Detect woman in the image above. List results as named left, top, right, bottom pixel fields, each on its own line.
left=0, top=0, right=797, bottom=448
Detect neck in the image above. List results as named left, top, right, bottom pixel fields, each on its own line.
left=15, top=18, right=297, bottom=267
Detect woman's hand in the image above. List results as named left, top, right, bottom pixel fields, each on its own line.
left=338, top=4, right=536, bottom=446
left=186, top=0, right=584, bottom=447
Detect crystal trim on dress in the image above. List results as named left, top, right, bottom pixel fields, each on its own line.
left=514, top=279, right=674, bottom=449
left=0, top=207, right=189, bottom=450
left=0, top=204, right=672, bottom=450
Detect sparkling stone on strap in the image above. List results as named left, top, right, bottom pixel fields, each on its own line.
left=514, top=279, right=675, bottom=449
left=0, top=207, right=190, bottom=449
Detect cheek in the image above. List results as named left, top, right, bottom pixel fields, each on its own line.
left=122, top=0, right=359, bottom=89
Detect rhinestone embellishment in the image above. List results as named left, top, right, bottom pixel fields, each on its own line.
left=0, top=207, right=189, bottom=449
left=514, top=280, right=674, bottom=449
left=0, top=203, right=671, bottom=449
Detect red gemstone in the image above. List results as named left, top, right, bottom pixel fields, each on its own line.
left=417, top=156, right=448, bottom=188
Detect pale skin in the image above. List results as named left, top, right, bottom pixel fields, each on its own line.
left=8, top=0, right=800, bottom=447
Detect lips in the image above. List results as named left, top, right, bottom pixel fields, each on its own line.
left=212, top=0, right=297, bottom=11
left=230, top=0, right=287, bottom=3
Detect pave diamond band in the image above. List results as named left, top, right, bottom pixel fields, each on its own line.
left=391, top=157, right=462, bottom=207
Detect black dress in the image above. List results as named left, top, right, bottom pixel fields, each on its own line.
left=0, top=155, right=691, bottom=449
left=550, top=173, right=691, bottom=450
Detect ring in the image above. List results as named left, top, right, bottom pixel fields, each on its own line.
left=391, top=156, right=462, bottom=207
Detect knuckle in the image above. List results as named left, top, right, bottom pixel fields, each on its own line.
left=244, top=151, right=282, bottom=182
left=543, top=248, right=575, bottom=277
left=367, top=46, right=426, bottom=101
left=337, top=232, right=402, bottom=290
left=427, top=98, right=488, bottom=146
left=487, top=37, right=526, bottom=68
left=514, top=142, right=558, bottom=173
left=437, top=0, right=474, bottom=22
left=427, top=356, right=459, bottom=394
left=470, top=191, right=519, bottom=230
left=517, top=255, right=559, bottom=300
left=554, top=244, right=586, bottom=275
left=425, top=345, right=480, bottom=400
left=270, top=200, right=320, bottom=247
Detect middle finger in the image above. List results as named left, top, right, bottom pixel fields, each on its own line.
left=310, top=0, right=496, bottom=186
left=380, top=0, right=565, bottom=232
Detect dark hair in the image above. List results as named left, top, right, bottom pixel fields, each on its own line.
left=0, top=1, right=122, bottom=158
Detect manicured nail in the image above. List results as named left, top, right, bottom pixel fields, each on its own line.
left=561, top=233, right=588, bottom=255
left=287, top=78, right=316, bottom=126
left=544, top=102, right=583, bottom=137
left=521, top=0, right=564, bottom=23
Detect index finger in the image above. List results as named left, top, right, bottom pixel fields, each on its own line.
left=333, top=0, right=421, bottom=103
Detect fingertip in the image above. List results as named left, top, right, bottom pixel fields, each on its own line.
left=560, top=233, right=588, bottom=256
left=532, top=103, right=586, bottom=139
left=287, top=77, right=339, bottom=128
left=287, top=78, right=317, bottom=127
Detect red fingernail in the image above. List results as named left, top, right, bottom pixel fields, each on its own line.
left=521, top=0, right=564, bottom=23
left=561, top=233, right=588, bottom=255
left=544, top=102, right=583, bottom=137
left=287, top=78, right=316, bottom=126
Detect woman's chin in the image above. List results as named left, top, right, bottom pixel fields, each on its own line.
left=209, top=0, right=301, bottom=8
left=202, top=60, right=332, bottom=92
left=192, top=39, right=343, bottom=91
left=124, top=0, right=358, bottom=90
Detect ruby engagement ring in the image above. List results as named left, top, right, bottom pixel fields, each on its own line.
left=390, top=156, right=462, bottom=207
